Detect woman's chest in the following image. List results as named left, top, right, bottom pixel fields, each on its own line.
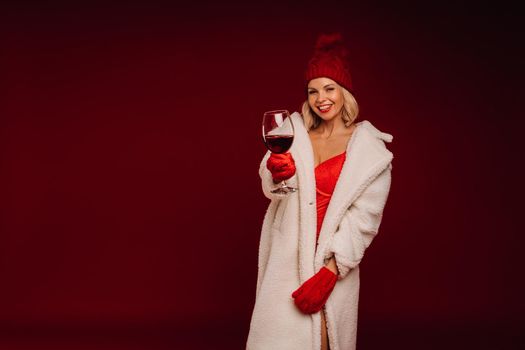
left=309, top=134, right=352, bottom=167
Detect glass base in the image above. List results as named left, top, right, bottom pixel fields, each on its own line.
left=271, top=181, right=297, bottom=194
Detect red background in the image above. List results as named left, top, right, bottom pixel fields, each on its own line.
left=1, top=1, right=523, bottom=349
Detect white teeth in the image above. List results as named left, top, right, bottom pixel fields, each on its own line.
left=319, top=105, right=331, bottom=111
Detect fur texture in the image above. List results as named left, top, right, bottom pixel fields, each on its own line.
left=246, top=112, right=393, bottom=350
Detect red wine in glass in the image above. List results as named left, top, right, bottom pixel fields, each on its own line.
left=264, top=134, right=294, bottom=154
left=262, top=110, right=297, bottom=194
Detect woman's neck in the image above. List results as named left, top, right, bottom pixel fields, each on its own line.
left=315, top=115, right=347, bottom=139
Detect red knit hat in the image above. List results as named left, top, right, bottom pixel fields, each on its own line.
left=305, top=33, right=353, bottom=93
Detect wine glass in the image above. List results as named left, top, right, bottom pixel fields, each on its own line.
left=262, top=109, right=297, bottom=194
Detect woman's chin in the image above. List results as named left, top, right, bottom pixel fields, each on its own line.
left=316, top=113, right=338, bottom=122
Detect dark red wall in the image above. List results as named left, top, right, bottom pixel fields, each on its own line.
left=1, top=1, right=523, bottom=349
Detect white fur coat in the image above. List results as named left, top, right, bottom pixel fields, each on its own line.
left=246, top=112, right=394, bottom=350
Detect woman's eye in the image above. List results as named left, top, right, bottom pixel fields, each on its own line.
left=308, top=91, right=317, bottom=95
left=326, top=88, right=334, bottom=91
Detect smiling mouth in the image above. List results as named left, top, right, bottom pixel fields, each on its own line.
left=318, top=105, right=332, bottom=113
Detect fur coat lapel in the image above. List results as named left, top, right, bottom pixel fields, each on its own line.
left=288, top=112, right=393, bottom=282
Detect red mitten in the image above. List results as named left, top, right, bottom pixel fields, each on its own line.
left=291, top=267, right=337, bottom=314
left=266, top=152, right=296, bottom=182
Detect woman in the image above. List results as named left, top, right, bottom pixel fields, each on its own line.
left=246, top=33, right=394, bottom=350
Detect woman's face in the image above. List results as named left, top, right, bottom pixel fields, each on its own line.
left=307, top=77, right=345, bottom=122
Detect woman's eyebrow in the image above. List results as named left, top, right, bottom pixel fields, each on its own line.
left=309, top=84, right=334, bottom=90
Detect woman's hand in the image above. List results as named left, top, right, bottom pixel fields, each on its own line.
left=324, top=256, right=339, bottom=275
left=291, top=267, right=337, bottom=314
left=266, top=152, right=296, bottom=183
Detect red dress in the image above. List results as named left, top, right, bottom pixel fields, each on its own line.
left=315, top=152, right=347, bottom=242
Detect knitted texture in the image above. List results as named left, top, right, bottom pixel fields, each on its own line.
left=305, top=33, right=353, bottom=92
left=266, top=152, right=296, bottom=182
left=292, top=267, right=338, bottom=314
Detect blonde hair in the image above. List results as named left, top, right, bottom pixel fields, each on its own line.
left=301, top=86, right=359, bottom=131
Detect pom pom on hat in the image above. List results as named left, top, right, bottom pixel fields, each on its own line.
left=314, top=33, right=346, bottom=56
left=305, top=33, right=353, bottom=93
